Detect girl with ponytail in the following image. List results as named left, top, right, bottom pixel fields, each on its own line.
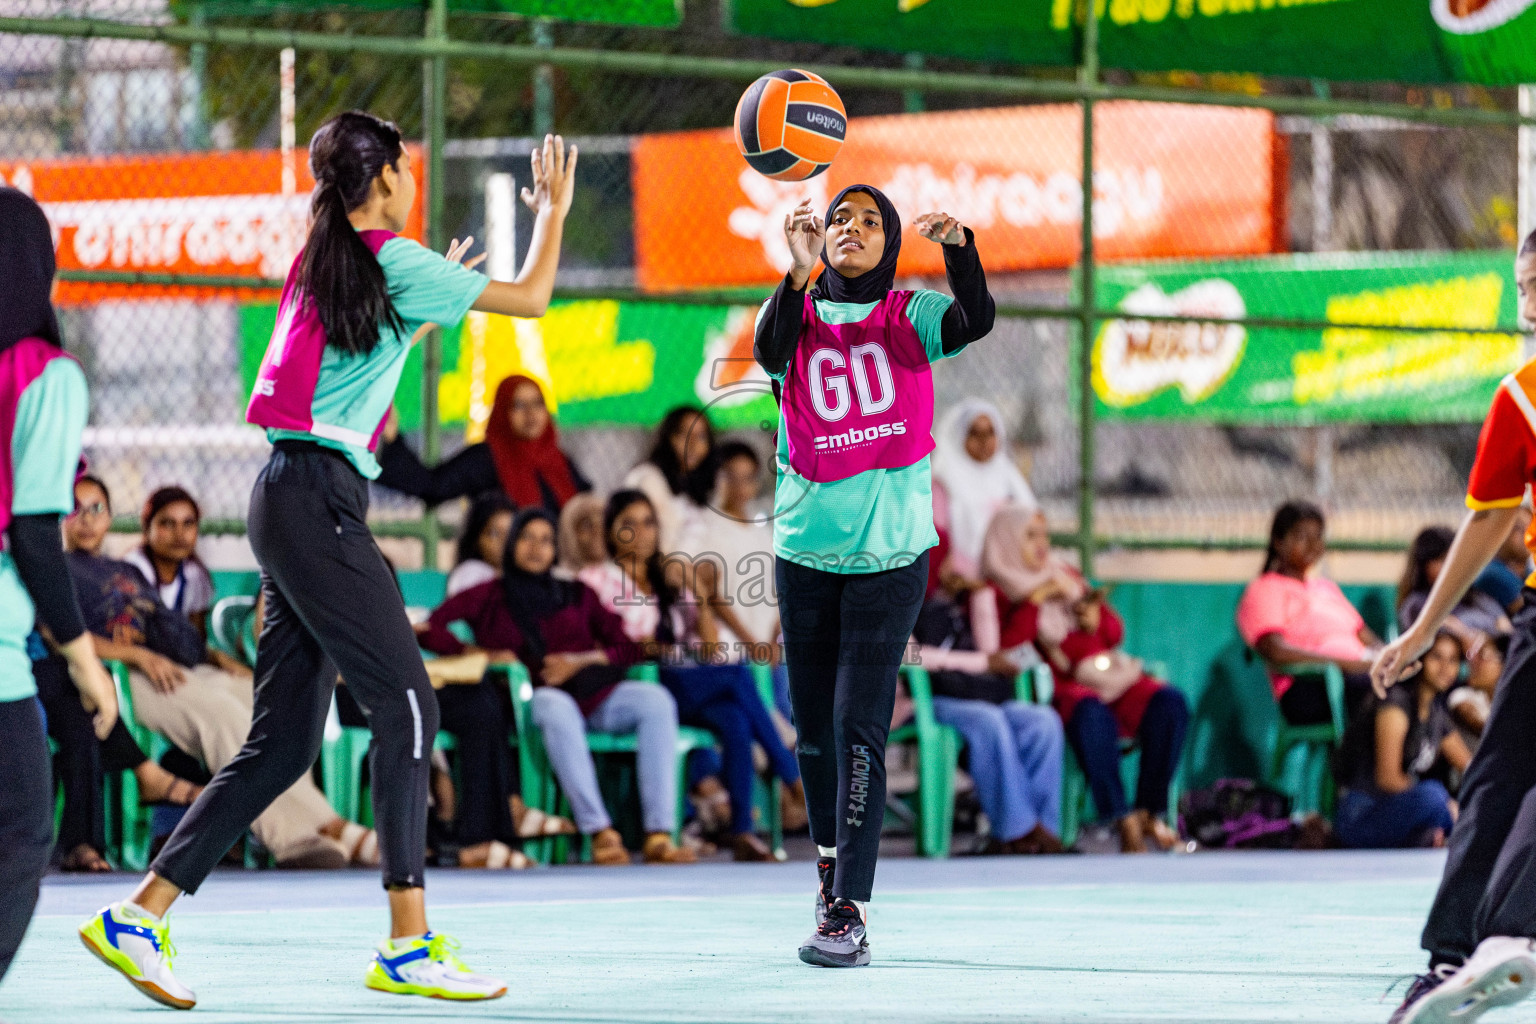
left=82, top=111, right=577, bottom=1008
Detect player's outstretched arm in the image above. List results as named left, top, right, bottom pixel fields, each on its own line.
left=472, top=133, right=578, bottom=319
left=754, top=198, right=822, bottom=377
left=914, top=212, right=995, bottom=354
left=1371, top=506, right=1519, bottom=696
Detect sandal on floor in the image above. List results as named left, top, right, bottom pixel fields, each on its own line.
left=511, top=796, right=578, bottom=839
left=460, top=840, right=531, bottom=870
left=60, top=843, right=112, bottom=873
left=590, top=828, right=631, bottom=866
left=337, top=821, right=380, bottom=867
left=642, top=832, right=698, bottom=865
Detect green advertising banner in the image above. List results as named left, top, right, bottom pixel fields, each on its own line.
left=188, top=0, right=679, bottom=23
left=728, top=0, right=1536, bottom=85
left=726, top=0, right=1074, bottom=72
left=1091, top=251, right=1527, bottom=424
left=239, top=298, right=775, bottom=437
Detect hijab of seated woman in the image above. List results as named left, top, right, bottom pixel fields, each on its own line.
left=932, top=399, right=1038, bottom=580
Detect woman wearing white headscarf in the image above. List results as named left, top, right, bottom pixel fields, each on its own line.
left=932, top=399, right=1037, bottom=585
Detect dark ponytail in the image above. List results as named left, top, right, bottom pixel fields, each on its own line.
left=297, top=111, right=407, bottom=357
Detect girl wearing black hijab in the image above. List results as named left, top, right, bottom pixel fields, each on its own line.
left=754, top=185, right=996, bottom=967
left=418, top=507, right=695, bottom=865
left=0, top=188, right=118, bottom=986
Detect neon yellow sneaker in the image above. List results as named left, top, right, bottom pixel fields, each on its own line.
left=364, top=932, right=506, bottom=1000
left=79, top=903, right=196, bottom=1010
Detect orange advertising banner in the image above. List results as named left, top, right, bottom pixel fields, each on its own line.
left=0, top=147, right=424, bottom=303
left=633, top=102, right=1278, bottom=291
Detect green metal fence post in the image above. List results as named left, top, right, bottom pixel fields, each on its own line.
left=420, top=0, right=448, bottom=569
left=188, top=3, right=210, bottom=149
left=533, top=19, right=555, bottom=136
left=1076, top=0, right=1099, bottom=580
left=903, top=52, right=925, bottom=114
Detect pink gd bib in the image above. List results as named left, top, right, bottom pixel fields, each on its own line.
left=781, top=291, right=935, bottom=484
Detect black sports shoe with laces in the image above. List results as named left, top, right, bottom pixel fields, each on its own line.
left=1387, top=965, right=1458, bottom=1024
left=814, top=857, right=835, bottom=927
left=799, top=898, right=869, bottom=968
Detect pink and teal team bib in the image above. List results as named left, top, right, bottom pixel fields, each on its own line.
left=765, top=289, right=958, bottom=574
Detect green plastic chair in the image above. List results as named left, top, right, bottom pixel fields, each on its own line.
left=1265, top=661, right=1347, bottom=817
left=209, top=594, right=258, bottom=667
left=749, top=662, right=786, bottom=860
left=890, top=663, right=963, bottom=858
left=101, top=659, right=162, bottom=871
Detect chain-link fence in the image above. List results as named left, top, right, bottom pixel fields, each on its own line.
left=1, top=0, right=1528, bottom=570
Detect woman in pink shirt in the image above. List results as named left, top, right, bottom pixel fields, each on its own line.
left=1236, top=501, right=1382, bottom=726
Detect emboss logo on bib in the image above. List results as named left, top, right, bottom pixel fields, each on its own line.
left=814, top=419, right=908, bottom=451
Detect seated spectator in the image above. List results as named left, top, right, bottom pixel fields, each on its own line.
left=980, top=503, right=1188, bottom=854
left=1470, top=504, right=1532, bottom=617
left=1236, top=500, right=1381, bottom=726
left=582, top=490, right=802, bottom=862
left=34, top=632, right=203, bottom=873
left=65, top=475, right=377, bottom=870
left=679, top=441, right=779, bottom=665
left=377, top=374, right=591, bottom=513
left=1398, top=525, right=1511, bottom=647
left=1334, top=632, right=1467, bottom=849
left=419, top=508, right=696, bottom=865
left=910, top=590, right=1064, bottom=854
left=677, top=441, right=804, bottom=829
left=931, top=399, right=1037, bottom=592
left=623, top=406, right=715, bottom=556
left=556, top=491, right=608, bottom=579
left=1449, top=632, right=1506, bottom=759
left=123, top=486, right=249, bottom=677
left=447, top=493, right=514, bottom=599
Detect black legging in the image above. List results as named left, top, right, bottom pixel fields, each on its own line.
left=34, top=653, right=150, bottom=856
left=0, top=696, right=51, bottom=982
left=776, top=551, right=928, bottom=904
left=153, top=443, right=438, bottom=893
left=435, top=679, right=520, bottom=849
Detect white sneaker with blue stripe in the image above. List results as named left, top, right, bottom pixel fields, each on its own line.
left=364, top=931, right=506, bottom=1001
left=78, top=902, right=196, bottom=1010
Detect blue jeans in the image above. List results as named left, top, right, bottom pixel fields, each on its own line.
left=661, top=663, right=800, bottom=836
left=1064, top=688, right=1189, bottom=823
left=932, top=697, right=1063, bottom=841
left=1336, top=781, right=1455, bottom=849
left=530, top=681, right=680, bottom=835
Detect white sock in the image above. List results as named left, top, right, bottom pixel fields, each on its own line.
left=121, top=900, right=161, bottom=923
left=817, top=845, right=836, bottom=858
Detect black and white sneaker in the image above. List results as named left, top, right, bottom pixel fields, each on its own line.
left=1394, top=939, right=1536, bottom=1024
left=814, top=857, right=835, bottom=927
left=799, top=898, right=870, bottom=968
left=1388, top=965, right=1458, bottom=1024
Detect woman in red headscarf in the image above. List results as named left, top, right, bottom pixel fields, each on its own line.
left=376, top=374, right=591, bottom=513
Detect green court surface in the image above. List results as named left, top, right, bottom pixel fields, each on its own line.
left=5, top=851, right=1454, bottom=1023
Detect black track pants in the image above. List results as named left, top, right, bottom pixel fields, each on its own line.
left=0, top=696, right=51, bottom=982
left=1421, top=593, right=1536, bottom=965
left=776, top=551, right=928, bottom=903
left=153, top=443, right=437, bottom=893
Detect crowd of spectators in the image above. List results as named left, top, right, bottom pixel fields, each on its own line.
left=62, top=381, right=1509, bottom=869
